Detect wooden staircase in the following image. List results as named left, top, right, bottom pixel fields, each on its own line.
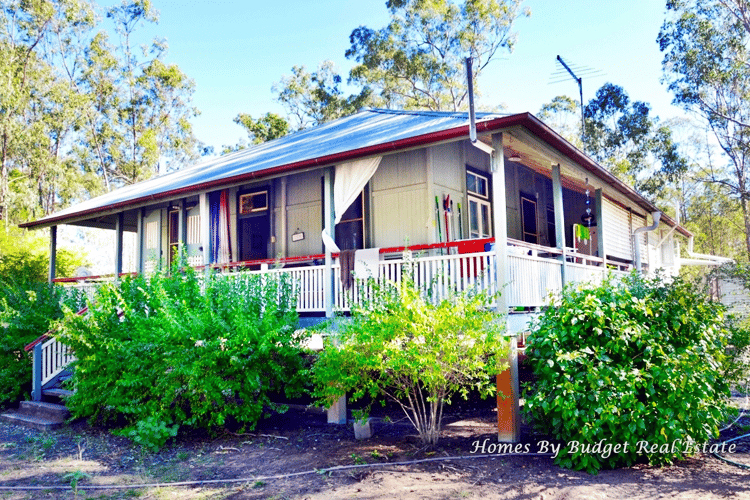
left=0, top=312, right=83, bottom=431
left=1, top=398, right=71, bottom=431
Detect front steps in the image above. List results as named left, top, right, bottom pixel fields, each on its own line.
left=1, top=386, right=74, bottom=431
left=1, top=400, right=70, bottom=431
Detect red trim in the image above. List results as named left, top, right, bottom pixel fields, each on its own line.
left=24, top=307, right=89, bottom=352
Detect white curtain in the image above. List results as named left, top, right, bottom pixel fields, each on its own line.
left=334, top=156, right=382, bottom=224
left=322, top=156, right=382, bottom=252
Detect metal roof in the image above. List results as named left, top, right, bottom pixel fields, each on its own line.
left=19, top=108, right=690, bottom=237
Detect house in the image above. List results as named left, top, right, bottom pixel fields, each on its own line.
left=18, top=108, right=728, bottom=440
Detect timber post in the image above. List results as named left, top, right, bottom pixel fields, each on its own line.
left=32, top=343, right=42, bottom=402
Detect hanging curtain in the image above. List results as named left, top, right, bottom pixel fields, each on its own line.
left=210, top=192, right=220, bottom=263
left=322, top=156, right=382, bottom=253
left=334, top=156, right=382, bottom=224
left=218, top=189, right=232, bottom=264
left=209, top=190, right=232, bottom=264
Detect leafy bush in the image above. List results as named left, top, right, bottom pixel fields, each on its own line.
left=0, top=281, right=85, bottom=406
left=0, top=227, right=87, bottom=284
left=524, top=273, right=731, bottom=473
left=313, top=274, right=506, bottom=446
left=60, top=265, right=309, bottom=450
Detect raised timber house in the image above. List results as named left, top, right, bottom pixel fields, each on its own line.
left=19, top=109, right=729, bottom=439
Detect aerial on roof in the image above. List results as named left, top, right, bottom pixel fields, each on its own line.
left=20, top=108, right=685, bottom=235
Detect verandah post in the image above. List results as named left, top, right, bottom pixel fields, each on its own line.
left=48, top=225, right=57, bottom=284
left=491, top=132, right=520, bottom=443
left=323, top=166, right=346, bottom=424
left=115, top=212, right=124, bottom=278
left=552, top=164, right=566, bottom=284
left=595, top=188, right=606, bottom=273
left=32, top=343, right=42, bottom=402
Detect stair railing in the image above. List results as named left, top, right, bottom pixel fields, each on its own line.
left=25, top=307, right=88, bottom=401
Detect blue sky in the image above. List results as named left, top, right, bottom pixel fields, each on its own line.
left=117, top=0, right=682, bottom=153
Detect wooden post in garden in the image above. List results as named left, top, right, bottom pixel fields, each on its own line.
left=491, top=132, right=520, bottom=443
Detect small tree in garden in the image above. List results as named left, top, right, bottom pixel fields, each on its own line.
left=524, top=273, right=732, bottom=473
left=313, top=274, right=507, bottom=446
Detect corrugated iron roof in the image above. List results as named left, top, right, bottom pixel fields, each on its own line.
left=19, top=108, right=691, bottom=238
left=21, top=109, right=505, bottom=228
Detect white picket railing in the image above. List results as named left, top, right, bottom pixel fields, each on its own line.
left=54, top=243, right=632, bottom=314
left=40, top=336, right=75, bottom=387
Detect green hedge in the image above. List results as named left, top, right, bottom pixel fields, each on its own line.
left=61, top=267, right=309, bottom=450
left=524, top=273, right=731, bottom=473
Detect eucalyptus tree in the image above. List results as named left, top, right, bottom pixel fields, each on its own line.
left=346, top=0, right=530, bottom=111
left=0, top=0, right=200, bottom=228
left=659, top=0, right=750, bottom=257
left=538, top=84, right=688, bottom=199
left=75, top=0, right=200, bottom=189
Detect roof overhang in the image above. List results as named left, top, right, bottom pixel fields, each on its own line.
left=19, top=110, right=691, bottom=238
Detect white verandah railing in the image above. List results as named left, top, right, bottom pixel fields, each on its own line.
left=54, top=239, right=632, bottom=314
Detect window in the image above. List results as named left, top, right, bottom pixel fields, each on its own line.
left=239, top=191, right=268, bottom=215
left=467, top=171, right=488, bottom=198
left=466, top=169, right=491, bottom=239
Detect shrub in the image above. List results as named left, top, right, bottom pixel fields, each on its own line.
left=313, top=274, right=507, bottom=446
left=524, top=273, right=732, bottom=473
left=0, top=281, right=85, bottom=406
left=60, top=265, right=309, bottom=450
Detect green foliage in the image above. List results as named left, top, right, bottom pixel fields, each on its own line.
left=0, top=281, right=84, bottom=407
left=313, top=274, right=506, bottom=446
left=60, top=264, right=309, bottom=451
left=347, top=0, right=530, bottom=111
left=233, top=112, right=290, bottom=145
left=0, top=0, right=200, bottom=226
left=524, top=273, right=732, bottom=473
left=0, top=227, right=87, bottom=283
left=273, top=61, right=373, bottom=130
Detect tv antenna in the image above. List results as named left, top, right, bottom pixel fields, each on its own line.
left=551, top=56, right=604, bottom=150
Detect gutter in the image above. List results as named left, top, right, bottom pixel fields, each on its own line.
left=633, top=212, right=661, bottom=272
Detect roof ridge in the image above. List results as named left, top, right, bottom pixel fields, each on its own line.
left=364, top=107, right=509, bottom=121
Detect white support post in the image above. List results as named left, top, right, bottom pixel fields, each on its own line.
left=552, top=164, right=567, bottom=284
left=136, top=208, right=144, bottom=274
left=48, top=225, right=57, bottom=284
left=178, top=198, right=186, bottom=263
left=115, top=212, right=124, bottom=278
left=595, top=188, right=605, bottom=267
left=280, top=177, right=288, bottom=258
left=323, top=167, right=345, bottom=424
left=199, top=192, right=211, bottom=268
left=491, top=133, right=520, bottom=443
left=323, top=168, right=335, bottom=318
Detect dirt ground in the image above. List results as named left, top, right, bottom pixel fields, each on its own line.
left=1, top=396, right=749, bottom=500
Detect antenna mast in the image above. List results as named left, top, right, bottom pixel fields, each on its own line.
left=556, top=55, right=585, bottom=149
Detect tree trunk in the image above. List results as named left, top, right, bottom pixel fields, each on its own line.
left=741, top=195, right=750, bottom=261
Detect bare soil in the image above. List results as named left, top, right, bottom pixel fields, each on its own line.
left=1, top=395, right=749, bottom=500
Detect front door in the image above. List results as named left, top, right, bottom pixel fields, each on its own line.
left=239, top=215, right=269, bottom=261
left=520, top=193, right=538, bottom=244
left=238, top=189, right=270, bottom=261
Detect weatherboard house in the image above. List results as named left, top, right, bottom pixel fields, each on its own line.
left=19, top=108, right=727, bottom=439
